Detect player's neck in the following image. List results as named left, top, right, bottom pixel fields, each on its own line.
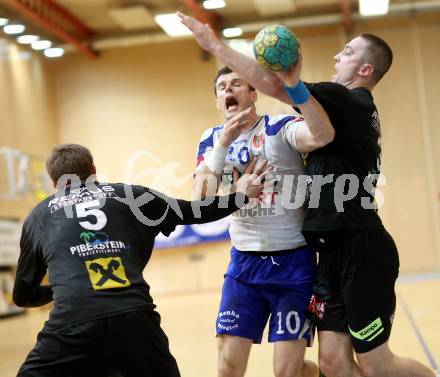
left=241, top=114, right=262, bottom=134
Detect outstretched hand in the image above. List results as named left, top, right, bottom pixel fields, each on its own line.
left=233, top=158, right=271, bottom=199
left=177, top=11, right=220, bottom=53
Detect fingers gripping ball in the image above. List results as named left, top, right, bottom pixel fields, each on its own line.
left=253, top=25, right=298, bottom=71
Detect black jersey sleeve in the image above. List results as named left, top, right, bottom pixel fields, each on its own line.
left=305, top=82, right=363, bottom=145
left=174, top=193, right=248, bottom=226
left=13, top=214, right=53, bottom=307
left=13, top=278, right=53, bottom=308
left=15, top=215, right=47, bottom=285
left=305, top=82, right=351, bottom=112
left=133, top=186, right=247, bottom=236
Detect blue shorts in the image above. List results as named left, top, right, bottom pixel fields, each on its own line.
left=216, top=246, right=316, bottom=344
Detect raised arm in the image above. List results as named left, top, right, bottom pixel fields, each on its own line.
left=178, top=12, right=334, bottom=153
left=276, top=52, right=335, bottom=152
left=178, top=12, right=287, bottom=102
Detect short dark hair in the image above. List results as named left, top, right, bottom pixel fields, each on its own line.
left=46, top=143, right=94, bottom=184
left=360, top=34, right=393, bottom=83
left=213, top=66, right=255, bottom=95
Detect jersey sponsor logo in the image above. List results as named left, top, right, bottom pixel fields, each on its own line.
left=217, top=310, right=240, bottom=331
left=233, top=191, right=279, bottom=218
left=80, top=231, right=109, bottom=244
left=308, top=294, right=326, bottom=320
left=251, top=132, right=265, bottom=153
left=48, top=185, right=115, bottom=213
left=70, top=231, right=128, bottom=257
left=86, top=257, right=130, bottom=290
left=349, top=317, right=384, bottom=342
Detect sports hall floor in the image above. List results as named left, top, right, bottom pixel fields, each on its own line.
left=0, top=273, right=439, bottom=377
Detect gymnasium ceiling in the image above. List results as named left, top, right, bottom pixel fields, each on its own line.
left=43, top=0, right=440, bottom=33
left=1, top=0, right=440, bottom=57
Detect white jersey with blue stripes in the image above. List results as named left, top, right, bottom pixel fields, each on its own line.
left=196, top=114, right=307, bottom=252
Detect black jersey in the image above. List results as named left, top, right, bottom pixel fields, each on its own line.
left=16, top=182, right=245, bottom=330
left=302, top=82, right=384, bottom=232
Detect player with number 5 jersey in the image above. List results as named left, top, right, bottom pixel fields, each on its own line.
left=13, top=143, right=268, bottom=377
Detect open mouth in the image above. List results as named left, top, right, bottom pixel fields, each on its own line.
left=225, top=96, right=239, bottom=110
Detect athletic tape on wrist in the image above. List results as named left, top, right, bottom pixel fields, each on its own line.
left=284, top=81, right=310, bottom=105
left=205, top=143, right=228, bottom=174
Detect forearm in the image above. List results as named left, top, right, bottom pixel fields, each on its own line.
left=13, top=278, right=53, bottom=308
left=193, top=165, right=221, bottom=200
left=178, top=193, right=248, bottom=225
left=213, top=43, right=290, bottom=103
left=298, top=95, right=335, bottom=147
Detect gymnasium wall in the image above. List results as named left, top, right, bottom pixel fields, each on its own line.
left=0, top=37, right=58, bottom=220
left=1, top=14, right=439, bottom=295
left=47, top=39, right=221, bottom=199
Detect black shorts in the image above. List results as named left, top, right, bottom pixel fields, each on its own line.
left=304, top=229, right=400, bottom=353
left=18, top=310, right=180, bottom=377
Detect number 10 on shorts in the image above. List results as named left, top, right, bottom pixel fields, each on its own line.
left=276, top=311, right=300, bottom=335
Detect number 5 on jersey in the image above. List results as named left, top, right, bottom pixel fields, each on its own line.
left=75, top=199, right=107, bottom=230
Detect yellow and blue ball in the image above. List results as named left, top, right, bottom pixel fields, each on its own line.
left=253, top=25, right=298, bottom=71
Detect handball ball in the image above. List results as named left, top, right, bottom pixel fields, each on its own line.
left=253, top=25, right=298, bottom=71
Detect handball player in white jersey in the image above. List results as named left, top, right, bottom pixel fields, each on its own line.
left=193, top=67, right=334, bottom=377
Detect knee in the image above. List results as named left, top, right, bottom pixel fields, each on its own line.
left=318, top=348, right=337, bottom=376
left=273, top=362, right=302, bottom=377
left=319, top=348, right=351, bottom=376
left=357, top=357, right=389, bottom=377
left=218, top=353, right=246, bottom=377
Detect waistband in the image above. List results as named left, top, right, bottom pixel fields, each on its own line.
left=232, top=244, right=310, bottom=257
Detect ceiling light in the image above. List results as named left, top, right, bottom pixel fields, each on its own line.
left=44, top=47, right=64, bottom=58
left=223, top=27, right=243, bottom=38
left=17, top=35, right=39, bottom=44
left=32, top=40, right=52, bottom=50
left=154, top=13, right=192, bottom=36
left=203, top=0, right=226, bottom=10
left=226, top=39, right=254, bottom=57
left=0, top=18, right=8, bottom=27
left=359, top=0, right=389, bottom=16
left=109, top=5, right=156, bottom=30
left=4, top=24, right=25, bottom=35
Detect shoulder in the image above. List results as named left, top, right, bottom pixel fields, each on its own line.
left=197, top=125, right=224, bottom=157
left=199, top=125, right=223, bottom=142
left=306, top=82, right=373, bottom=104
left=265, top=114, right=304, bottom=136
left=27, top=195, right=53, bottom=226
left=350, top=87, right=375, bottom=107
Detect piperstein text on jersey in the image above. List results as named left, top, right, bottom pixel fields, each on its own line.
left=70, top=236, right=128, bottom=257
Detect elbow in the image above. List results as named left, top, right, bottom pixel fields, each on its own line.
left=309, top=128, right=335, bottom=151
left=12, top=291, right=27, bottom=308
left=324, top=127, right=335, bottom=145
left=316, top=124, right=335, bottom=148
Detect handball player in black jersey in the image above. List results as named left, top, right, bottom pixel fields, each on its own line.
left=13, top=143, right=268, bottom=377
left=179, top=13, right=435, bottom=377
